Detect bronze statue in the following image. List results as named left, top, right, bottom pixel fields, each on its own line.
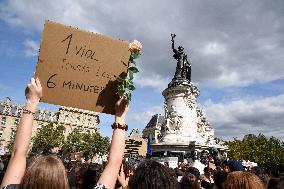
left=170, top=34, right=191, bottom=82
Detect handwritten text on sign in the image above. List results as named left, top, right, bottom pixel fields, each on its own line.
left=124, top=137, right=147, bottom=157
left=36, top=20, right=131, bottom=114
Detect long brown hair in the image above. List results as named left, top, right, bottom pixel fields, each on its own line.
left=21, top=155, right=69, bottom=189
left=224, top=171, right=265, bottom=189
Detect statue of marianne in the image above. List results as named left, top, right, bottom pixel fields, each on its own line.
left=171, top=34, right=191, bottom=82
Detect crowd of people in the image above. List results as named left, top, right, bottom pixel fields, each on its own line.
left=0, top=78, right=283, bottom=189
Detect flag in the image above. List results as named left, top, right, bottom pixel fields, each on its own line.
left=146, top=136, right=152, bottom=158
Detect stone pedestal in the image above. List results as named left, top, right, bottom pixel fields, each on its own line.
left=160, top=83, right=200, bottom=144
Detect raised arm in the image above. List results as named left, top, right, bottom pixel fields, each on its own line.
left=1, top=78, right=42, bottom=186
left=171, top=33, right=177, bottom=52
left=97, top=97, right=128, bottom=189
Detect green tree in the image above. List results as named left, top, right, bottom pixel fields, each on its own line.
left=62, top=128, right=110, bottom=161
left=6, top=140, right=14, bottom=154
left=61, top=128, right=83, bottom=156
left=32, top=123, right=65, bottom=155
left=226, top=133, right=284, bottom=167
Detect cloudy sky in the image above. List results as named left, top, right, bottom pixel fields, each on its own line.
left=0, top=0, right=284, bottom=141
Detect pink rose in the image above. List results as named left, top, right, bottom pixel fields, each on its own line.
left=129, top=40, right=142, bottom=52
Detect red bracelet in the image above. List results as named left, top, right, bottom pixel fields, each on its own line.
left=23, top=108, right=35, bottom=116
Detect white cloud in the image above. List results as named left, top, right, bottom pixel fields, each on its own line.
left=23, top=39, right=39, bottom=57
left=128, top=106, right=163, bottom=126
left=202, top=93, right=284, bottom=140
left=135, top=74, right=169, bottom=91
left=0, top=0, right=100, bottom=32
left=201, top=42, right=226, bottom=55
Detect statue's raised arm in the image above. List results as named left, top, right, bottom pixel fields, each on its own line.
left=171, top=34, right=177, bottom=53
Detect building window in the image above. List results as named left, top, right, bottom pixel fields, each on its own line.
left=45, top=112, right=51, bottom=121
left=4, top=106, right=10, bottom=115
left=11, top=130, right=16, bottom=139
left=64, top=115, right=69, bottom=124
left=87, top=118, right=92, bottom=127
left=0, top=104, right=4, bottom=113
left=34, top=110, right=40, bottom=120
left=1, top=117, right=6, bottom=125
left=13, top=119, right=19, bottom=127
left=11, top=106, right=17, bottom=115
left=36, top=123, right=42, bottom=130
left=50, top=113, right=56, bottom=122
left=76, top=117, right=80, bottom=125
left=17, top=108, right=23, bottom=117
left=0, top=128, right=3, bottom=138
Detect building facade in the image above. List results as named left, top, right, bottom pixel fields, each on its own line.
left=0, top=97, right=100, bottom=149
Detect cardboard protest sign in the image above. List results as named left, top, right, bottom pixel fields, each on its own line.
left=209, top=162, right=216, bottom=170
left=124, top=137, right=147, bottom=157
left=36, top=20, right=131, bottom=114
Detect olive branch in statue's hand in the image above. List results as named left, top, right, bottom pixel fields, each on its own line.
left=171, top=34, right=176, bottom=41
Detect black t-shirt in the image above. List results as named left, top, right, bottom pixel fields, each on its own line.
left=201, top=180, right=214, bottom=189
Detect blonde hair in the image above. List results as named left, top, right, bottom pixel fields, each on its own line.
left=21, top=155, right=69, bottom=189
left=224, top=171, right=265, bottom=189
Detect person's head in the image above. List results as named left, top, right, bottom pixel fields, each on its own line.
left=21, top=155, right=69, bottom=189
left=223, top=171, right=265, bottom=189
left=213, top=171, right=228, bottom=189
left=250, top=166, right=262, bottom=175
left=270, top=168, right=280, bottom=178
left=128, top=160, right=180, bottom=189
left=267, top=177, right=284, bottom=189
left=251, top=166, right=269, bottom=186
left=227, top=160, right=243, bottom=172
left=203, top=167, right=213, bottom=176
left=82, top=164, right=103, bottom=189
left=180, top=173, right=200, bottom=189
left=186, top=167, right=200, bottom=180
left=222, top=160, right=229, bottom=172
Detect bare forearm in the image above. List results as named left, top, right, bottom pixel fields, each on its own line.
left=98, top=116, right=126, bottom=188
left=12, top=101, right=37, bottom=157
left=108, top=128, right=125, bottom=166
left=1, top=101, right=38, bottom=186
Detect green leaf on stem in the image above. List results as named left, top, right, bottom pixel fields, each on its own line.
left=131, top=52, right=141, bottom=59
left=128, top=70, right=134, bottom=80
left=128, top=84, right=135, bottom=91
left=128, top=67, right=139, bottom=73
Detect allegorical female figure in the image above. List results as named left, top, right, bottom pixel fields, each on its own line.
left=171, top=34, right=191, bottom=82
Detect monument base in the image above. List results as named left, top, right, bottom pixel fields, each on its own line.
left=160, top=132, right=198, bottom=145
left=150, top=141, right=228, bottom=162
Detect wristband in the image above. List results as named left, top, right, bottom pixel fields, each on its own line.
left=111, top=122, right=128, bottom=131
left=23, top=108, right=35, bottom=116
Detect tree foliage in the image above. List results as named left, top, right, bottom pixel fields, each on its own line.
left=226, top=133, right=284, bottom=167
left=9, top=122, right=110, bottom=160
left=61, top=128, right=110, bottom=160
left=7, top=140, right=14, bottom=154
left=32, top=123, right=65, bottom=155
